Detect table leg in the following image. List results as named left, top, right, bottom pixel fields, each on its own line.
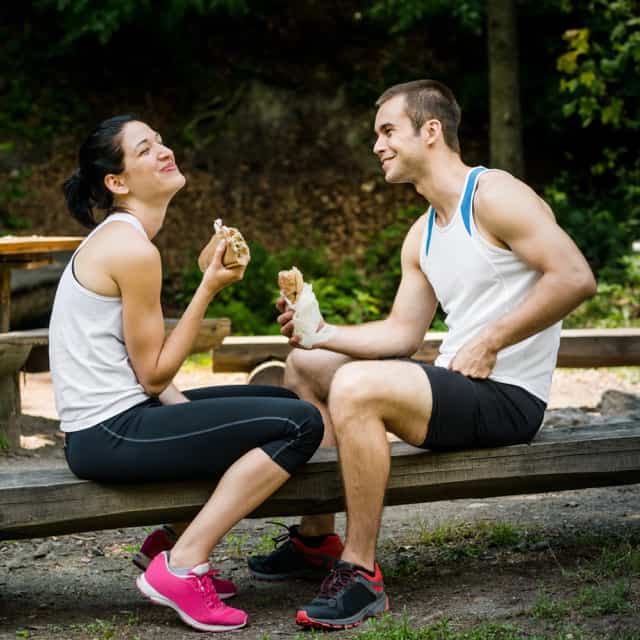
left=0, top=265, right=10, bottom=332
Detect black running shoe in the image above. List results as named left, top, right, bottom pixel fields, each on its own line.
left=247, top=524, right=343, bottom=581
left=295, top=560, right=389, bottom=629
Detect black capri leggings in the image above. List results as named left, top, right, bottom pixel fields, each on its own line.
left=64, top=385, right=324, bottom=483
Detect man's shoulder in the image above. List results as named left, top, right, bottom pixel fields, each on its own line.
left=476, top=169, right=522, bottom=203
left=475, top=170, right=543, bottom=219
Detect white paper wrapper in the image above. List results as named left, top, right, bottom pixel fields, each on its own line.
left=285, top=283, right=336, bottom=349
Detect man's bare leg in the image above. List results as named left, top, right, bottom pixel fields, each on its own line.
left=284, top=348, right=351, bottom=535
left=328, top=360, right=433, bottom=571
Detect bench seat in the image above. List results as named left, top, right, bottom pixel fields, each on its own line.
left=2, top=419, right=639, bottom=540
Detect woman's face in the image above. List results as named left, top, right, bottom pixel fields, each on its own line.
left=115, top=120, right=186, bottom=202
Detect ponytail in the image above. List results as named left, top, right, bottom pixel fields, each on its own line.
left=63, top=114, right=137, bottom=229
left=62, top=169, right=98, bottom=228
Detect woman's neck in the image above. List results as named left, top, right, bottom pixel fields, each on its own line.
left=111, top=198, right=168, bottom=240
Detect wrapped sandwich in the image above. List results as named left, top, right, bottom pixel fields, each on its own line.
left=198, top=219, right=250, bottom=272
left=277, top=266, right=336, bottom=348
left=278, top=266, right=304, bottom=306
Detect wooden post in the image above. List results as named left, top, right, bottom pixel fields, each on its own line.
left=0, top=265, right=10, bottom=332
left=0, top=344, right=30, bottom=450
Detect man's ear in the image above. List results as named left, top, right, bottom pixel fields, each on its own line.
left=422, top=119, right=442, bottom=146
left=104, top=173, right=129, bottom=196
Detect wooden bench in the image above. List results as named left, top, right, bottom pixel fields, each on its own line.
left=212, top=328, right=640, bottom=384
left=0, top=317, right=231, bottom=450
left=1, top=418, right=639, bottom=540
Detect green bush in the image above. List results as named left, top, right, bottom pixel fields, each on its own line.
left=565, top=254, right=640, bottom=328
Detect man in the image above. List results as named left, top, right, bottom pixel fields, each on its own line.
left=248, top=79, right=596, bottom=629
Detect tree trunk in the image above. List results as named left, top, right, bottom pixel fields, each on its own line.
left=487, top=0, right=525, bottom=178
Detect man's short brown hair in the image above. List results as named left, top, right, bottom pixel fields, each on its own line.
left=376, top=80, right=461, bottom=152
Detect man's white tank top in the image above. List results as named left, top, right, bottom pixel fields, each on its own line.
left=419, top=166, right=561, bottom=402
left=49, top=212, right=150, bottom=432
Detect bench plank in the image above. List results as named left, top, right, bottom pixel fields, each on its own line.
left=2, top=420, right=639, bottom=540
left=0, top=317, right=232, bottom=355
left=212, top=329, right=640, bottom=373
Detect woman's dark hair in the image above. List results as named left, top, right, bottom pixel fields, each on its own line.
left=62, top=114, right=138, bottom=228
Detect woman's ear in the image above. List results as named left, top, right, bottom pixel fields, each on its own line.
left=104, top=173, right=129, bottom=196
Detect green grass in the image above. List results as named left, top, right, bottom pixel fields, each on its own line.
left=574, top=579, right=632, bottom=615
left=413, top=521, right=528, bottom=560
left=573, top=542, right=640, bottom=582
left=249, top=521, right=287, bottom=555
left=532, top=591, right=571, bottom=622
left=338, top=615, right=583, bottom=640
left=380, top=520, right=536, bottom=577
left=224, top=532, right=250, bottom=557
left=121, top=543, right=139, bottom=555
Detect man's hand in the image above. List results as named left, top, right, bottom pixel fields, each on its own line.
left=276, top=296, right=301, bottom=347
left=449, top=330, right=499, bottom=378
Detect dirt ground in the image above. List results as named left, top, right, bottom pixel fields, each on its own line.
left=1, top=367, right=639, bottom=639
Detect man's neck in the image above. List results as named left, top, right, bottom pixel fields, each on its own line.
left=415, top=155, right=471, bottom=226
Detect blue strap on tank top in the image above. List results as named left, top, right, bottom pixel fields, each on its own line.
left=425, top=165, right=487, bottom=256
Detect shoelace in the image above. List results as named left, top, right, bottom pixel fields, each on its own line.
left=267, top=521, right=297, bottom=554
left=190, top=569, right=225, bottom=609
left=318, top=565, right=355, bottom=599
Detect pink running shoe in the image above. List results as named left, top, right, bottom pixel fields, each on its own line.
left=133, top=527, right=237, bottom=600
left=136, top=551, right=248, bottom=632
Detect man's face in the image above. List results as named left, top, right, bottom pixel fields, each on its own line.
left=373, top=95, right=425, bottom=184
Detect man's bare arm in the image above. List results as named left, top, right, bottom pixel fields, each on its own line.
left=449, top=171, right=596, bottom=378
left=279, top=215, right=438, bottom=359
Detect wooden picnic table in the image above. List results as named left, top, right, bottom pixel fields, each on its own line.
left=0, top=235, right=84, bottom=331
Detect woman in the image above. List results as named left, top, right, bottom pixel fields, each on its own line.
left=51, top=115, right=323, bottom=632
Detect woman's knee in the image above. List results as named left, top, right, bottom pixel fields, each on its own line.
left=303, top=401, right=325, bottom=452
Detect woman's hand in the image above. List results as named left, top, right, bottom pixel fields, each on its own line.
left=201, top=240, right=249, bottom=296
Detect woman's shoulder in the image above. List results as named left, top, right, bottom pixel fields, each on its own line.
left=88, top=220, right=160, bottom=269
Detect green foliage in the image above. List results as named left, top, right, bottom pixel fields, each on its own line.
left=33, top=0, right=249, bottom=47
left=555, top=0, right=640, bottom=299
left=545, top=174, right=635, bottom=274
left=557, top=1, right=640, bottom=131
left=368, top=0, right=484, bottom=34
left=0, top=168, right=32, bottom=233
left=565, top=254, right=640, bottom=327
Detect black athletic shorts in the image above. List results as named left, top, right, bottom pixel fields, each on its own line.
left=64, top=385, right=323, bottom=483
left=412, top=362, right=546, bottom=451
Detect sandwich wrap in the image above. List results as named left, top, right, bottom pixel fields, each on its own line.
left=278, top=267, right=336, bottom=349
left=198, top=219, right=250, bottom=272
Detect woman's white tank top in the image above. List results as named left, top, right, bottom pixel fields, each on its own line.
left=49, top=213, right=150, bottom=432
left=419, top=167, right=561, bottom=402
